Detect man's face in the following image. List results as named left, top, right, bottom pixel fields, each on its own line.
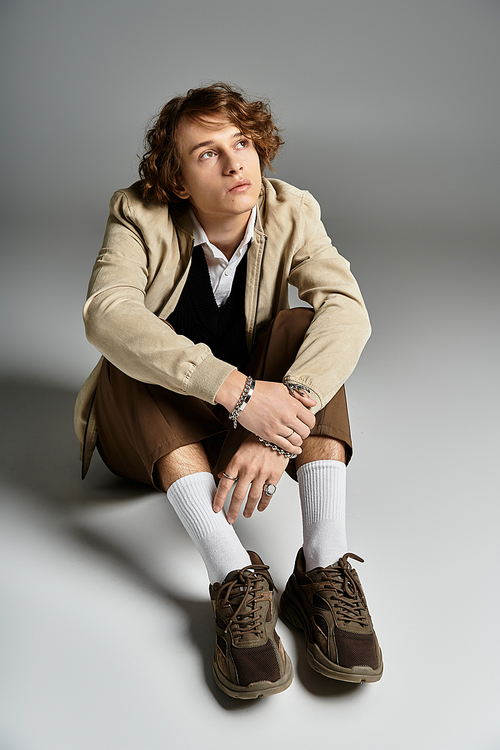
left=174, top=115, right=262, bottom=225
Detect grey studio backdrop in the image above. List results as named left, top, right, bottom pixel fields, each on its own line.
left=1, top=1, right=499, bottom=749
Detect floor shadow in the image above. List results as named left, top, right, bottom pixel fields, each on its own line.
left=72, top=525, right=261, bottom=710
left=0, top=374, right=152, bottom=512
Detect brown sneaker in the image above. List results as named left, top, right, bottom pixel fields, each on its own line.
left=280, top=548, right=383, bottom=683
left=209, top=551, right=293, bottom=699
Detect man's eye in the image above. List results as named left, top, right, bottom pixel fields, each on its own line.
left=200, top=150, right=215, bottom=160
left=236, top=140, right=248, bottom=149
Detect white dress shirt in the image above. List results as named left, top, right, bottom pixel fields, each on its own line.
left=189, top=206, right=257, bottom=307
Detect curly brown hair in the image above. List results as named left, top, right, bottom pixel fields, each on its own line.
left=139, top=82, right=284, bottom=213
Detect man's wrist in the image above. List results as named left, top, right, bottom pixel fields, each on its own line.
left=214, top=370, right=248, bottom=411
left=229, top=375, right=255, bottom=428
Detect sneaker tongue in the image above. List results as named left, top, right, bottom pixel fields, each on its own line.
left=236, top=631, right=262, bottom=646
left=308, top=567, right=342, bottom=584
left=223, top=572, right=266, bottom=643
left=224, top=570, right=247, bottom=583
left=232, top=606, right=266, bottom=645
left=224, top=568, right=253, bottom=584
left=225, top=568, right=265, bottom=593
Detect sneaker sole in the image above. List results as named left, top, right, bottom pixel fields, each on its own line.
left=280, top=588, right=383, bottom=684
left=213, top=653, right=294, bottom=700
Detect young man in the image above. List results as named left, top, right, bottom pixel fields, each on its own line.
left=74, top=83, right=383, bottom=699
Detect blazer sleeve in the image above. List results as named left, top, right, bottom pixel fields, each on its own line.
left=284, top=191, right=371, bottom=413
left=83, top=190, right=236, bottom=402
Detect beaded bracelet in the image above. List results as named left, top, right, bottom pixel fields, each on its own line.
left=257, top=437, right=297, bottom=460
left=229, top=375, right=255, bottom=429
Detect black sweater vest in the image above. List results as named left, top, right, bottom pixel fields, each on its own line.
left=167, top=245, right=249, bottom=371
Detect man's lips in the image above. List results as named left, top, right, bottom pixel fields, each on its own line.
left=227, top=180, right=251, bottom=193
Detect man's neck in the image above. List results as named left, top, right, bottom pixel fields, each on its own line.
left=192, top=209, right=252, bottom=260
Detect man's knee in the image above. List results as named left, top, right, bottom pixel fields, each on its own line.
left=274, top=307, right=314, bottom=339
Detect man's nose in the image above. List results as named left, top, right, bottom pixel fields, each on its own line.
left=224, top=152, right=243, bottom=173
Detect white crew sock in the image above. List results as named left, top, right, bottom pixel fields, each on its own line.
left=166, top=472, right=251, bottom=584
left=297, top=459, right=348, bottom=572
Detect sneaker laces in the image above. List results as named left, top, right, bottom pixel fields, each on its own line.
left=315, top=553, right=369, bottom=628
left=216, top=564, right=274, bottom=641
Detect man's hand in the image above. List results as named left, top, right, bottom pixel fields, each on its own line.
left=213, top=435, right=290, bottom=523
left=215, top=372, right=317, bottom=454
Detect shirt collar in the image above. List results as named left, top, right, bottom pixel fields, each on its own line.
left=190, top=205, right=257, bottom=261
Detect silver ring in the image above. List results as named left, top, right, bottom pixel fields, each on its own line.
left=285, top=430, right=295, bottom=439
left=264, top=483, right=277, bottom=496
left=222, top=472, right=238, bottom=481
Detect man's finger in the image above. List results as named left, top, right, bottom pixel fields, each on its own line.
left=257, top=493, right=273, bottom=512
left=295, top=407, right=316, bottom=430
left=292, top=392, right=316, bottom=412
left=283, top=430, right=303, bottom=447
left=227, top=481, right=250, bottom=524
left=262, top=435, right=302, bottom=455
left=242, top=482, right=265, bottom=519
left=213, top=473, right=237, bottom=513
left=291, top=390, right=317, bottom=408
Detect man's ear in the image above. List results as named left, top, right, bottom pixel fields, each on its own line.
left=173, top=182, right=190, bottom=200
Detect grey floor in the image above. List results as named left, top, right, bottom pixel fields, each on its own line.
left=2, top=0, right=500, bottom=747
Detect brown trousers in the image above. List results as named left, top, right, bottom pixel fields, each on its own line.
left=94, top=308, right=352, bottom=489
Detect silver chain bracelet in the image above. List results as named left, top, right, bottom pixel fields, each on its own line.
left=229, top=375, right=255, bottom=429
left=284, top=381, right=311, bottom=398
left=257, top=436, right=297, bottom=460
